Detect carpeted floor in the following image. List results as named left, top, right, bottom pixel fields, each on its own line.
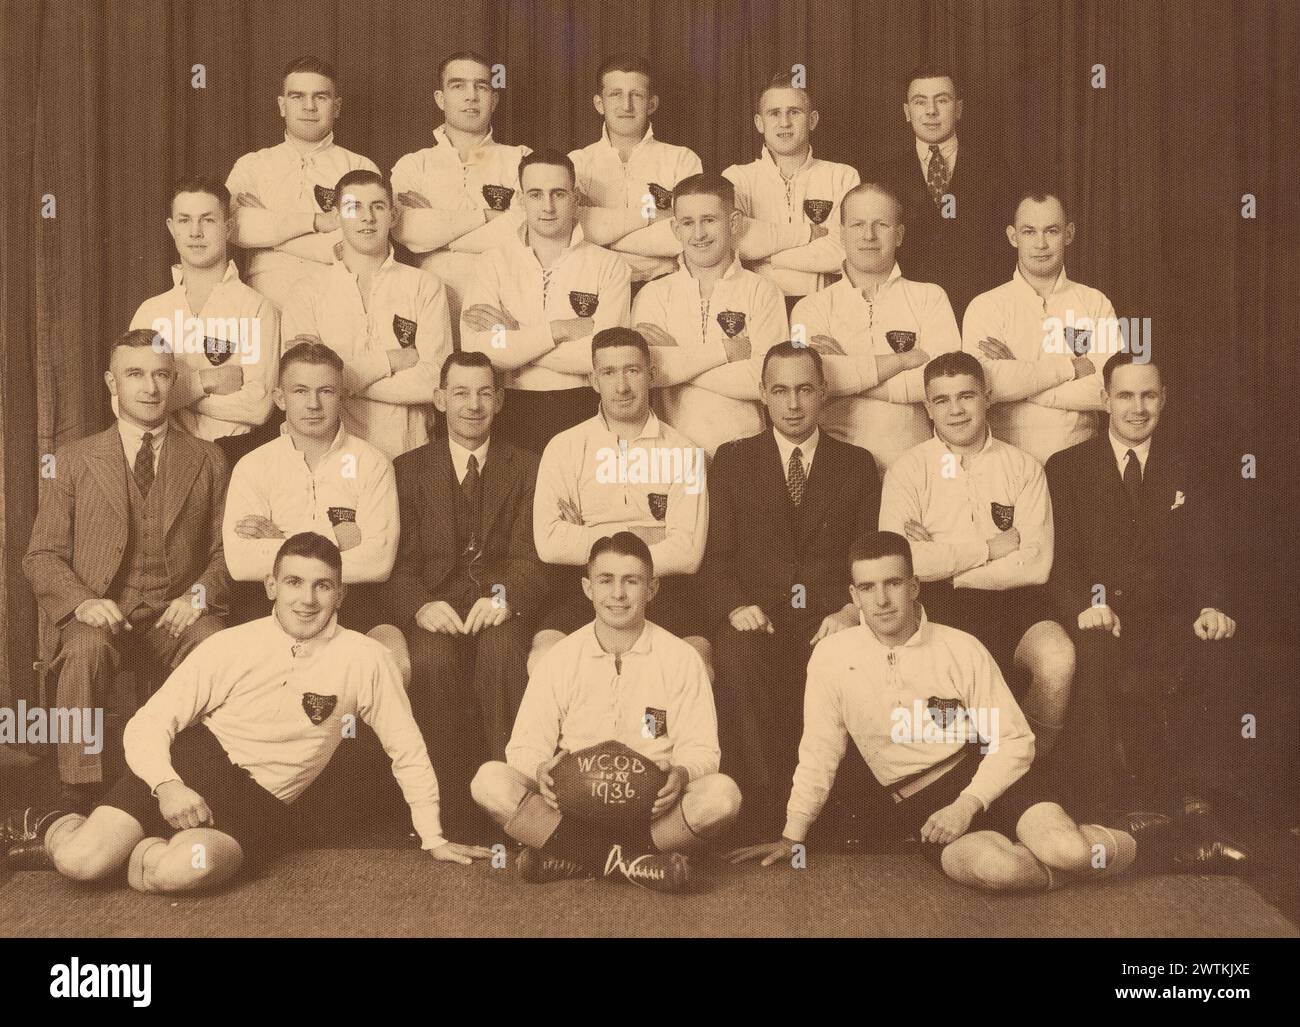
left=2, top=847, right=1295, bottom=938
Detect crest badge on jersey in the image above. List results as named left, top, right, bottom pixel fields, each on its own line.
left=644, top=706, right=668, bottom=739
left=803, top=198, right=833, bottom=224
left=991, top=501, right=1015, bottom=531
left=648, top=182, right=673, bottom=210
left=886, top=330, right=917, bottom=353
left=1064, top=326, right=1092, bottom=356
left=482, top=184, right=514, bottom=211
left=393, top=314, right=418, bottom=348
left=302, top=692, right=338, bottom=726
left=203, top=336, right=235, bottom=366
left=314, top=184, right=337, bottom=212
left=926, top=696, right=965, bottom=729
left=326, top=507, right=357, bottom=526
left=569, top=291, right=599, bottom=318
left=648, top=492, right=669, bottom=521
left=716, top=310, right=747, bottom=338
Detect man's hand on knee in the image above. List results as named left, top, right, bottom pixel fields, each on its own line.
left=155, top=780, right=213, bottom=830
left=921, top=793, right=982, bottom=846
left=75, top=598, right=129, bottom=634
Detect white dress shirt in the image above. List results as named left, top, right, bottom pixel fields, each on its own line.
left=1108, top=430, right=1152, bottom=479
left=879, top=431, right=1053, bottom=590
left=506, top=620, right=720, bottom=783
left=915, top=135, right=959, bottom=181
left=448, top=437, right=491, bottom=485
left=117, top=419, right=168, bottom=471
left=962, top=267, right=1117, bottom=465
left=129, top=261, right=279, bottom=441
left=773, top=426, right=819, bottom=482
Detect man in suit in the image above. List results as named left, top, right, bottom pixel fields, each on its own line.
left=390, top=351, right=548, bottom=836
left=705, top=342, right=881, bottom=837
left=23, top=330, right=230, bottom=803
left=869, top=66, right=1002, bottom=322
left=1046, top=351, right=1238, bottom=818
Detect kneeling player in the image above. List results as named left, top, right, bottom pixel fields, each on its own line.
left=729, top=532, right=1247, bottom=890
left=472, top=532, right=740, bottom=893
left=2, top=533, right=488, bottom=891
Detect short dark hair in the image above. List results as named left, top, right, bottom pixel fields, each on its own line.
left=596, top=55, right=654, bottom=95
left=518, top=149, right=576, bottom=189
left=905, top=64, right=960, bottom=99
left=438, top=51, right=494, bottom=89
left=280, top=339, right=345, bottom=381
left=923, top=351, right=986, bottom=392
left=761, top=341, right=825, bottom=385
left=273, top=531, right=343, bottom=580
left=335, top=169, right=393, bottom=206
left=756, top=70, right=813, bottom=113
left=673, top=173, right=735, bottom=211
left=849, top=530, right=914, bottom=579
left=170, top=175, right=231, bottom=218
left=112, top=327, right=174, bottom=358
left=591, top=326, right=651, bottom=365
left=1102, top=350, right=1161, bottom=390
left=1009, top=187, right=1069, bottom=226
left=282, top=56, right=337, bottom=93
left=586, top=531, right=654, bottom=577
left=440, top=349, right=500, bottom=389
left=839, top=181, right=904, bottom=225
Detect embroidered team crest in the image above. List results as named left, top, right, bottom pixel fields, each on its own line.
left=327, top=507, right=357, bottom=526
left=886, top=330, right=917, bottom=354
left=803, top=198, right=833, bottom=224
left=716, top=311, right=747, bottom=338
left=482, top=184, right=515, bottom=211
left=203, top=336, right=235, bottom=366
left=991, top=501, right=1015, bottom=531
left=313, top=184, right=337, bottom=212
left=648, top=182, right=673, bottom=210
left=648, top=492, right=669, bottom=521
left=926, top=696, right=965, bottom=729
left=393, top=314, right=418, bottom=348
left=302, top=692, right=338, bottom=726
left=569, top=291, right=599, bottom=317
left=644, top=707, right=668, bottom=739
left=1064, top=326, right=1092, bottom=356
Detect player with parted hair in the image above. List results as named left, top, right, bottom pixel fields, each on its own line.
left=225, top=56, right=379, bottom=309
left=472, top=531, right=740, bottom=892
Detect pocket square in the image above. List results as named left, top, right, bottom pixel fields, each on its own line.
left=1170, top=490, right=1185, bottom=510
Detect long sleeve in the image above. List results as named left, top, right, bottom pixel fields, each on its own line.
left=460, top=256, right=557, bottom=370
left=885, top=289, right=963, bottom=404
left=447, top=208, right=527, bottom=254
left=394, top=206, right=486, bottom=253
left=225, top=157, right=316, bottom=249
left=788, top=293, right=886, bottom=396
left=579, top=206, right=656, bottom=247
left=961, top=294, right=1075, bottom=401
left=532, top=438, right=601, bottom=566
left=783, top=648, right=849, bottom=842
left=953, top=459, right=1053, bottom=590
left=221, top=455, right=285, bottom=582
left=682, top=284, right=787, bottom=401
left=505, top=658, right=565, bottom=777
left=878, top=461, right=987, bottom=581
left=282, top=279, right=392, bottom=392
left=647, top=462, right=708, bottom=576
left=360, top=279, right=449, bottom=405
left=192, top=300, right=279, bottom=429
left=632, top=283, right=726, bottom=385
left=341, top=453, right=398, bottom=584
left=531, top=256, right=632, bottom=375
left=669, top=650, right=721, bottom=782
left=956, top=642, right=1035, bottom=810
left=22, top=448, right=99, bottom=626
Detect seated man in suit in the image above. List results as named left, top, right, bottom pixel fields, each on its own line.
left=793, top=181, right=962, bottom=472
left=705, top=341, right=881, bottom=837
left=880, top=352, right=1073, bottom=758
left=1046, top=351, right=1240, bottom=820
left=23, top=330, right=230, bottom=805
left=962, top=188, right=1115, bottom=466
left=389, top=351, right=548, bottom=836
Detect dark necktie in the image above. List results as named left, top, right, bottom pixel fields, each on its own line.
left=927, top=144, right=949, bottom=208
left=787, top=446, right=807, bottom=506
left=1123, top=448, right=1143, bottom=506
left=462, top=453, right=483, bottom=555
left=134, top=432, right=155, bottom=497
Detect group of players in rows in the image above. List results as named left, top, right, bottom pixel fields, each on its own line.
left=1, top=53, right=1247, bottom=896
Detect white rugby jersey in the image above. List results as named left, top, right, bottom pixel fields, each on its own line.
left=225, top=133, right=378, bottom=305
left=129, top=261, right=278, bottom=441
left=723, top=147, right=859, bottom=296
left=783, top=612, right=1034, bottom=842
left=506, top=620, right=720, bottom=784
left=791, top=263, right=961, bottom=470
left=879, top=431, right=1053, bottom=590
left=632, top=257, right=787, bottom=455
left=223, top=424, right=398, bottom=584
left=962, top=268, right=1116, bottom=464
left=460, top=223, right=631, bottom=392
left=125, top=614, right=447, bottom=851
left=282, top=249, right=450, bottom=460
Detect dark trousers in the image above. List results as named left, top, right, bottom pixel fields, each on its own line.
left=406, top=615, right=530, bottom=835
left=53, top=606, right=223, bottom=785
left=493, top=387, right=599, bottom=455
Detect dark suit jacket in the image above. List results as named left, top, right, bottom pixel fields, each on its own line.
left=869, top=143, right=1005, bottom=321
left=389, top=437, right=548, bottom=630
left=703, top=430, right=881, bottom=629
left=23, top=426, right=231, bottom=627
left=1045, top=430, right=1231, bottom=630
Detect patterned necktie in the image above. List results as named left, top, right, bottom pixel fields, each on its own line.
left=462, top=453, right=483, bottom=557
left=1123, top=448, right=1143, bottom=506
left=787, top=446, right=807, bottom=506
left=134, top=432, right=155, bottom=497
left=927, top=144, right=949, bottom=208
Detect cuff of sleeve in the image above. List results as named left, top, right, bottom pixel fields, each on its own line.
left=296, top=211, right=318, bottom=236
left=782, top=815, right=811, bottom=844
left=148, top=773, right=182, bottom=796
left=958, top=788, right=991, bottom=813
left=964, top=539, right=993, bottom=572
left=409, top=804, right=445, bottom=850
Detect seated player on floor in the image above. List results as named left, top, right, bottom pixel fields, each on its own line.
left=471, top=532, right=741, bottom=893
left=1, top=532, right=490, bottom=891
left=728, top=531, right=1248, bottom=891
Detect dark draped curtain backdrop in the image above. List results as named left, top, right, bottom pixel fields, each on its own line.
left=2, top=0, right=1297, bottom=710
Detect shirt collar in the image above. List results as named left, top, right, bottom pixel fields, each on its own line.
left=515, top=219, right=586, bottom=255
left=269, top=611, right=341, bottom=656
left=760, top=144, right=814, bottom=178
left=433, top=122, right=495, bottom=152
left=280, top=420, right=349, bottom=458
left=596, top=408, right=662, bottom=441
left=932, top=427, right=995, bottom=460
left=841, top=260, right=904, bottom=297
left=773, top=426, right=819, bottom=469
left=284, top=132, right=335, bottom=159
left=332, top=246, right=399, bottom=276
left=598, top=122, right=656, bottom=155
left=170, top=259, right=240, bottom=289
left=678, top=253, right=744, bottom=282
left=1011, top=265, right=1070, bottom=300
left=1108, top=429, right=1152, bottom=472
left=448, top=435, right=491, bottom=476
left=117, top=418, right=168, bottom=455
left=580, top=619, right=654, bottom=660
left=859, top=604, right=931, bottom=650
left=916, top=135, right=958, bottom=166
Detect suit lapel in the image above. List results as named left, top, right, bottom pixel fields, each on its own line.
left=86, top=428, right=130, bottom=525
left=479, top=443, right=512, bottom=544
left=427, top=440, right=457, bottom=532
left=756, top=432, right=797, bottom=546
left=794, top=436, right=836, bottom=544
left=161, top=432, right=204, bottom=535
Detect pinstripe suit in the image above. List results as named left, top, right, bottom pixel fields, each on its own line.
left=23, top=424, right=231, bottom=784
